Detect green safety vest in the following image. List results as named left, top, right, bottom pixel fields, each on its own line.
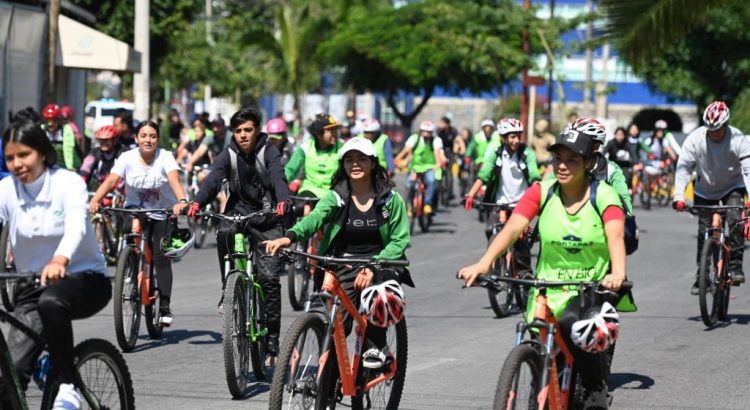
left=299, top=139, right=342, bottom=198
left=408, top=134, right=437, bottom=173
left=43, top=124, right=80, bottom=170
left=373, top=134, right=389, bottom=169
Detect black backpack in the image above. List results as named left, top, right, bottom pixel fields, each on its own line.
left=227, top=144, right=272, bottom=210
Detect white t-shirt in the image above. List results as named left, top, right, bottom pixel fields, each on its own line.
left=111, top=148, right=179, bottom=210
left=495, top=149, right=528, bottom=205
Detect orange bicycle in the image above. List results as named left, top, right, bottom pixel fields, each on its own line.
left=269, top=249, right=409, bottom=409
left=470, top=276, right=631, bottom=410
left=407, top=171, right=432, bottom=233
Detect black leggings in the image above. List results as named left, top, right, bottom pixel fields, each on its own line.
left=123, top=215, right=174, bottom=302
left=8, top=274, right=112, bottom=387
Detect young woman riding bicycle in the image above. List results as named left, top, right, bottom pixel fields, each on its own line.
left=89, top=120, right=189, bottom=326
left=0, top=120, right=112, bottom=409
left=266, top=136, right=413, bottom=369
left=459, top=118, right=630, bottom=409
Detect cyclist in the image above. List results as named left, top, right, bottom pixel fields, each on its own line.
left=582, top=119, right=634, bottom=214
left=78, top=125, right=126, bottom=189
left=182, top=118, right=230, bottom=184
left=466, top=119, right=497, bottom=171
left=176, top=118, right=212, bottom=167
left=41, top=104, right=82, bottom=171
left=113, top=109, right=137, bottom=148
left=89, top=120, right=189, bottom=326
left=60, top=105, right=89, bottom=154
left=176, top=107, right=292, bottom=362
left=285, top=113, right=343, bottom=199
left=360, top=118, right=395, bottom=175
left=394, top=120, right=447, bottom=216
left=266, top=118, right=294, bottom=166
left=643, top=119, right=680, bottom=163
left=673, top=100, right=750, bottom=293
left=464, top=118, right=540, bottom=274
left=459, top=124, right=628, bottom=408
left=602, top=127, right=640, bottom=190
left=265, top=137, right=412, bottom=369
left=0, top=120, right=112, bottom=409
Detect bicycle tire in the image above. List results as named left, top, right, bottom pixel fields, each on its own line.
left=113, top=247, right=141, bottom=352
left=351, top=319, right=408, bottom=410
left=194, top=218, right=207, bottom=249
left=718, top=248, right=732, bottom=321
left=249, top=279, right=268, bottom=381
left=418, top=214, right=431, bottom=233
left=268, top=313, right=328, bottom=410
left=639, top=175, right=651, bottom=210
left=144, top=289, right=163, bottom=339
left=0, top=222, right=16, bottom=312
left=41, top=339, right=135, bottom=410
left=223, top=272, right=250, bottom=397
left=288, top=241, right=311, bottom=311
left=698, top=238, right=721, bottom=327
left=493, top=344, right=542, bottom=410
left=488, top=259, right=513, bottom=318
left=0, top=329, right=25, bottom=410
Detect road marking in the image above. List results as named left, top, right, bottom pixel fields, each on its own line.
left=409, top=357, right=456, bottom=373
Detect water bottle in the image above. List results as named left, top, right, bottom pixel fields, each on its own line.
left=33, top=354, right=51, bottom=390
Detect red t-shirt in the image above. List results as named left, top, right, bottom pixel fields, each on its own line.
left=513, top=183, right=624, bottom=222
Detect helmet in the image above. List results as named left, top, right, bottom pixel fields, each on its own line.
left=42, top=104, right=61, bottom=120
left=480, top=119, right=495, bottom=129
left=569, top=117, right=607, bottom=144
left=95, top=125, right=119, bottom=140
left=359, top=280, right=406, bottom=328
left=654, top=119, right=668, bottom=130
left=362, top=118, right=381, bottom=133
left=570, top=302, right=620, bottom=353
left=61, top=105, right=74, bottom=120
left=497, top=118, right=524, bottom=135
left=703, top=100, right=730, bottom=130
left=161, top=228, right=195, bottom=259
left=266, top=118, right=287, bottom=135
left=419, top=120, right=435, bottom=133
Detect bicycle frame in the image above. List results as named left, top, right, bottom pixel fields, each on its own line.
left=409, top=172, right=427, bottom=217
left=128, top=218, right=158, bottom=306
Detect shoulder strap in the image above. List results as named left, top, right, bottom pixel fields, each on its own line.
left=255, top=144, right=271, bottom=189
left=589, top=178, right=601, bottom=216
left=228, top=149, right=240, bottom=194
left=529, top=181, right=558, bottom=243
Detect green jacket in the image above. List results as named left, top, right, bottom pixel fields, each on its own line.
left=478, top=144, right=541, bottom=203
left=286, top=179, right=414, bottom=286
left=43, top=123, right=80, bottom=170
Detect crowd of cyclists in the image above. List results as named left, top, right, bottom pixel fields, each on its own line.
left=0, top=97, right=746, bottom=409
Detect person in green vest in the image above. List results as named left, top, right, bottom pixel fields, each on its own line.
left=284, top=113, right=344, bottom=200
left=41, top=104, right=82, bottom=171
left=359, top=118, right=395, bottom=175
left=459, top=121, right=635, bottom=408
left=265, top=136, right=412, bottom=370
left=466, top=119, right=499, bottom=169
left=394, top=120, right=447, bottom=215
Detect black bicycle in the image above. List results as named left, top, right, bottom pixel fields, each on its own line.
left=287, top=195, right=322, bottom=311
left=0, top=221, right=17, bottom=311
left=0, top=271, right=135, bottom=410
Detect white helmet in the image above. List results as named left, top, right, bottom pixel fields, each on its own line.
left=497, top=118, right=524, bottom=135
left=419, top=120, right=435, bottom=133
left=480, top=119, right=495, bottom=129
left=568, top=117, right=607, bottom=144
left=360, top=280, right=406, bottom=328
left=570, top=302, right=620, bottom=353
left=654, top=119, right=668, bottom=130
left=703, top=100, right=730, bottom=130
left=161, top=228, right=195, bottom=259
left=362, top=118, right=381, bottom=133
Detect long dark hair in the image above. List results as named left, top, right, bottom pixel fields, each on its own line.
left=3, top=120, right=58, bottom=167
left=331, top=155, right=395, bottom=192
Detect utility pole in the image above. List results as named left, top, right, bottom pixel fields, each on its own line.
left=134, top=0, right=150, bottom=121
left=547, top=0, right=555, bottom=118
left=204, top=0, right=213, bottom=116
left=582, top=0, right=593, bottom=116
left=595, top=43, right=610, bottom=118
left=47, top=0, right=60, bottom=99
left=520, top=0, right=531, bottom=141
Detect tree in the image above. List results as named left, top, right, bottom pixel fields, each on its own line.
left=320, top=0, right=542, bottom=128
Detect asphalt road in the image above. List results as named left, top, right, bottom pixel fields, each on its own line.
left=34, top=197, right=750, bottom=409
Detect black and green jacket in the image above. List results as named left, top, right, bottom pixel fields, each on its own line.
left=285, top=178, right=414, bottom=286
left=477, top=143, right=541, bottom=203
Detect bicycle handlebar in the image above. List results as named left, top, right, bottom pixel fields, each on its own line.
left=0, top=271, right=37, bottom=280
left=196, top=210, right=277, bottom=222
left=688, top=205, right=745, bottom=215
left=288, top=195, right=321, bottom=204
left=279, top=248, right=409, bottom=267
left=100, top=207, right=173, bottom=216
left=473, top=201, right=518, bottom=210
left=466, top=275, right=633, bottom=292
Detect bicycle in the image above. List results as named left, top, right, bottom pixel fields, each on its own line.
left=0, top=271, right=135, bottom=410
left=688, top=205, right=747, bottom=327
left=406, top=171, right=432, bottom=234
left=197, top=209, right=277, bottom=398
left=90, top=191, right=125, bottom=266
left=0, top=221, right=17, bottom=311
left=469, top=276, right=631, bottom=410
left=269, top=248, right=409, bottom=410
left=185, top=165, right=214, bottom=248
left=440, top=162, right=453, bottom=208
left=287, top=195, right=323, bottom=311
left=103, top=207, right=173, bottom=353
left=473, top=201, right=531, bottom=318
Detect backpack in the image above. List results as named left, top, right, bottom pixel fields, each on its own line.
left=494, top=143, right=530, bottom=183
left=534, top=179, right=639, bottom=255
left=228, top=144, right=272, bottom=210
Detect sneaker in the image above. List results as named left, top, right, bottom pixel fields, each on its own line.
left=265, top=335, right=280, bottom=367
left=690, top=280, right=700, bottom=296
left=362, top=348, right=387, bottom=369
left=53, top=383, right=81, bottom=410
left=732, top=272, right=745, bottom=285
left=582, top=383, right=609, bottom=410
left=159, top=307, right=174, bottom=326
left=423, top=204, right=433, bottom=215
left=217, top=294, right=225, bottom=315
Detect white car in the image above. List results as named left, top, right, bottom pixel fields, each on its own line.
left=84, top=100, right=134, bottom=137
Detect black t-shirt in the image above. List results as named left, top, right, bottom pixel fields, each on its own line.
left=438, top=126, right=458, bottom=156
left=339, top=201, right=383, bottom=256
left=602, top=139, right=638, bottom=168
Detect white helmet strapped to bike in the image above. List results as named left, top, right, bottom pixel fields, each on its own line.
left=360, top=280, right=406, bottom=328
left=570, top=302, right=620, bottom=353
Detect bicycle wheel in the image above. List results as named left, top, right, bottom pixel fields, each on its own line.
left=288, top=241, right=311, bottom=311
left=0, top=222, right=16, bottom=312
left=493, top=344, right=542, bottom=410
left=488, top=259, right=513, bottom=318
left=352, top=319, right=408, bottom=410
left=249, top=279, right=268, bottom=381
left=268, top=313, right=328, bottom=410
left=41, top=339, right=135, bottom=410
left=718, top=250, right=732, bottom=321
left=223, top=272, right=250, bottom=397
left=144, top=288, right=163, bottom=339
left=698, top=238, right=721, bottom=327
left=113, top=247, right=141, bottom=352
left=639, top=176, right=651, bottom=210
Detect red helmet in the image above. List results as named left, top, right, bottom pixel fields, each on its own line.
left=42, top=104, right=61, bottom=120
left=266, top=118, right=287, bottom=134
left=359, top=280, right=406, bottom=328
left=61, top=105, right=74, bottom=120
left=703, top=100, right=730, bottom=130
left=95, top=125, right=119, bottom=140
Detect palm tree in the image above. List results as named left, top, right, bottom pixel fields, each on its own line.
left=600, top=0, right=730, bottom=69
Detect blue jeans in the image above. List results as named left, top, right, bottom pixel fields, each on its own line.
left=406, top=170, right=436, bottom=206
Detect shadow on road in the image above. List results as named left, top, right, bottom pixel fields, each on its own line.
left=609, top=372, right=655, bottom=390
left=131, top=329, right=223, bottom=352
left=687, top=313, right=750, bottom=328
left=234, top=379, right=271, bottom=400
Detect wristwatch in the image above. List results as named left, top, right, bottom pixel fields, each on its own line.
left=178, top=198, right=188, bottom=204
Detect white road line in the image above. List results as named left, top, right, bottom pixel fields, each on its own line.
left=408, top=357, right=457, bottom=373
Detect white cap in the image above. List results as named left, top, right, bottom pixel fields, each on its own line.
left=339, top=137, right=378, bottom=159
